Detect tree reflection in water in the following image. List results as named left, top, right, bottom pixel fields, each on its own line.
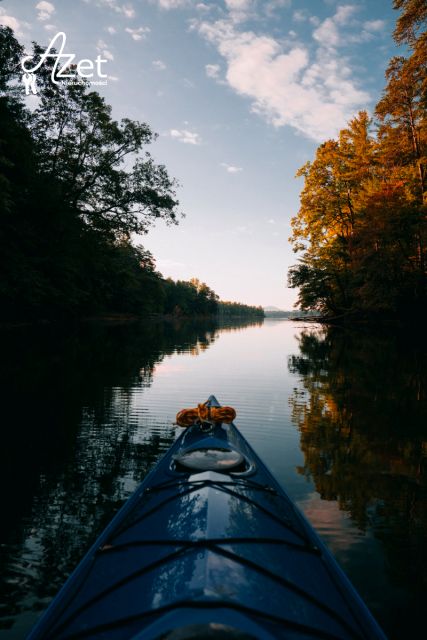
left=288, top=326, right=427, bottom=637
left=0, top=317, right=262, bottom=636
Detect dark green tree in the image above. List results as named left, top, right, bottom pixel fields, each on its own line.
left=0, top=27, right=181, bottom=319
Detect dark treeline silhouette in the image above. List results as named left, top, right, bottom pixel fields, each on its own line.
left=0, top=27, right=180, bottom=320
left=160, top=278, right=264, bottom=318
left=0, top=28, right=263, bottom=322
left=218, top=300, right=264, bottom=318
left=288, top=1, right=427, bottom=323
left=163, top=277, right=219, bottom=316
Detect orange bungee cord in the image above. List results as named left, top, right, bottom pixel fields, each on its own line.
left=176, top=401, right=236, bottom=427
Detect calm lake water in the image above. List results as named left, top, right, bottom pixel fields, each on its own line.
left=1, top=318, right=426, bottom=639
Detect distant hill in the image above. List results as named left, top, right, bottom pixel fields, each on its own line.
left=263, top=306, right=292, bottom=318
left=264, top=306, right=283, bottom=312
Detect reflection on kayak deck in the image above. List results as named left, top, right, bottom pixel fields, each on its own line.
left=28, top=400, right=386, bottom=639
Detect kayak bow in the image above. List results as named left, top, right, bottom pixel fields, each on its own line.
left=28, top=395, right=387, bottom=640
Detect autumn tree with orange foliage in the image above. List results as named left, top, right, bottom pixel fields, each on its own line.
left=289, top=1, right=426, bottom=320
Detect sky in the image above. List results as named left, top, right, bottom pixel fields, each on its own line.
left=1, top=0, right=401, bottom=308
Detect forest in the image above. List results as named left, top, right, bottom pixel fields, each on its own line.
left=289, top=0, right=426, bottom=323
left=0, top=27, right=262, bottom=322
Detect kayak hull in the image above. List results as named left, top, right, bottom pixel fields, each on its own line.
left=28, top=396, right=386, bottom=640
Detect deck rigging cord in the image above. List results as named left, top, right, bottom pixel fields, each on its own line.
left=51, top=540, right=363, bottom=640
left=111, top=477, right=312, bottom=548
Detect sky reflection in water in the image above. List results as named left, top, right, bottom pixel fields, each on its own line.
left=0, top=318, right=426, bottom=639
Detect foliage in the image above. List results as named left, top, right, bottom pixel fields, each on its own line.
left=160, top=280, right=264, bottom=318
left=0, top=27, right=179, bottom=319
left=0, top=27, right=264, bottom=321
left=288, top=2, right=427, bottom=321
left=163, top=278, right=219, bottom=316
left=218, top=301, right=265, bottom=318
left=30, top=50, right=179, bottom=238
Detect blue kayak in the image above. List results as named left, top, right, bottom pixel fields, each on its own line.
left=29, top=396, right=387, bottom=640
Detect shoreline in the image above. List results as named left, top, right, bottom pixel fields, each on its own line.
left=0, top=312, right=266, bottom=330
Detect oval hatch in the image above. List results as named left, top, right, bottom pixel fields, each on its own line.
left=174, top=447, right=244, bottom=471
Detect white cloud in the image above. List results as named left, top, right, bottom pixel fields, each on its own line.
left=157, top=258, right=185, bottom=269
left=268, top=218, right=275, bottom=224
left=122, top=3, right=135, bottom=18
left=313, top=4, right=358, bottom=49
left=125, top=26, right=151, bottom=40
left=363, top=19, right=386, bottom=32
left=334, top=5, right=358, bottom=25
left=196, top=15, right=370, bottom=141
left=153, top=59, right=167, bottom=69
left=155, top=0, right=190, bottom=8
left=182, top=78, right=196, bottom=88
left=224, top=0, right=254, bottom=23
left=44, top=23, right=57, bottom=31
left=221, top=162, right=243, bottom=173
left=96, top=39, right=114, bottom=60
left=293, top=10, right=307, bottom=22
left=89, top=0, right=135, bottom=17
left=169, top=129, right=201, bottom=144
left=205, top=63, right=220, bottom=78
left=36, top=1, right=55, bottom=22
left=313, top=6, right=386, bottom=46
left=0, top=9, right=22, bottom=33
left=313, top=17, right=340, bottom=48
left=225, top=0, right=251, bottom=8
left=107, top=26, right=116, bottom=34
left=265, top=0, right=292, bottom=16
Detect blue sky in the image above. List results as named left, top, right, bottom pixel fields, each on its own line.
left=1, top=0, right=400, bottom=308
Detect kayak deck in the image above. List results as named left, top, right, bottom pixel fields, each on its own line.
left=28, top=396, right=386, bottom=640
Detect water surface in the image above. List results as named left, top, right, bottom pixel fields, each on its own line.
left=0, top=318, right=426, bottom=639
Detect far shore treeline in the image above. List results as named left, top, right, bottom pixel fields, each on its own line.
left=289, top=1, right=426, bottom=323
left=0, top=27, right=263, bottom=322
